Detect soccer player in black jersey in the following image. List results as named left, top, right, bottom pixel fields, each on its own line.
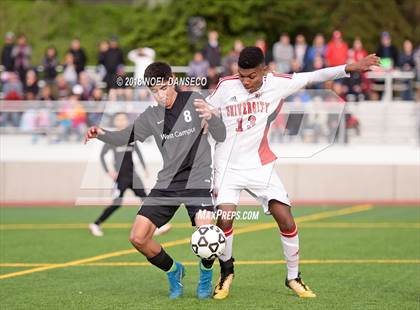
left=84, top=62, right=226, bottom=299
left=88, top=112, right=172, bottom=237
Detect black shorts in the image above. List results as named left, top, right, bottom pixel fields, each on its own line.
left=137, top=188, right=214, bottom=228
left=113, top=174, right=146, bottom=199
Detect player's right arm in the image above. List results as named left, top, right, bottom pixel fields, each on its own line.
left=84, top=124, right=134, bottom=146
left=84, top=109, right=152, bottom=146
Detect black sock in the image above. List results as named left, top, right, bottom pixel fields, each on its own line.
left=219, top=257, right=235, bottom=275
left=147, top=248, right=174, bottom=272
left=201, top=258, right=215, bottom=269
left=94, top=204, right=121, bottom=225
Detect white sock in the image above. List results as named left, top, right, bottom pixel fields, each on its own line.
left=280, top=225, right=299, bottom=280
left=219, top=227, right=233, bottom=262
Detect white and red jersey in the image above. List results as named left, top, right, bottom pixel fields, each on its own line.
left=207, top=65, right=349, bottom=170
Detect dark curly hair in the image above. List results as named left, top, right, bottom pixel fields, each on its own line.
left=238, top=47, right=264, bottom=69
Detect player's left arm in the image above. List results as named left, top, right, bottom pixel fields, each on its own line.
left=344, top=53, right=380, bottom=73
left=285, top=54, right=380, bottom=95
left=193, top=98, right=226, bottom=142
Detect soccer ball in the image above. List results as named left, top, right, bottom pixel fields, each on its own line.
left=191, top=224, right=226, bottom=260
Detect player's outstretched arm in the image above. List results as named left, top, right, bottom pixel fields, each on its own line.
left=287, top=54, right=380, bottom=95
left=84, top=125, right=134, bottom=146
left=344, top=53, right=380, bottom=73
left=194, top=98, right=226, bottom=142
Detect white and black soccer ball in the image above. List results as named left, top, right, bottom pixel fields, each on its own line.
left=191, top=224, right=226, bottom=260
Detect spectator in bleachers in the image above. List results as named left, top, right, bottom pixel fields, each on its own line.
left=399, top=39, right=415, bottom=71
left=56, top=91, right=87, bottom=142
left=204, top=66, right=220, bottom=91
left=222, top=39, right=243, bottom=76
left=56, top=99, right=72, bottom=142
left=62, top=52, right=78, bottom=87
left=256, top=37, right=271, bottom=64
left=91, top=87, right=103, bottom=101
left=304, top=54, right=325, bottom=90
left=96, top=40, right=109, bottom=81
left=68, top=38, right=87, bottom=75
left=39, top=84, right=55, bottom=101
left=1, top=72, right=23, bottom=127
left=11, top=33, right=32, bottom=82
left=202, top=30, right=221, bottom=67
left=97, top=40, right=109, bottom=66
left=398, top=39, right=415, bottom=100
left=187, top=52, right=209, bottom=79
left=1, top=32, right=15, bottom=72
left=78, top=71, right=94, bottom=101
left=414, top=45, right=420, bottom=102
left=376, top=31, right=398, bottom=69
left=23, top=84, right=56, bottom=144
left=108, top=65, right=132, bottom=101
left=303, top=33, right=326, bottom=71
left=346, top=37, right=370, bottom=101
left=42, top=46, right=59, bottom=83
left=227, top=61, right=239, bottom=77
left=273, top=33, right=294, bottom=73
left=24, top=69, right=39, bottom=100
left=325, top=30, right=348, bottom=67
left=312, top=55, right=325, bottom=70
left=414, top=45, right=420, bottom=79
left=267, top=61, right=277, bottom=73
left=349, top=37, right=368, bottom=62
left=55, top=74, right=71, bottom=99
left=137, top=87, right=152, bottom=101
left=103, top=37, right=124, bottom=90
left=293, top=34, right=307, bottom=72
left=70, top=94, right=88, bottom=140
left=2, top=71, right=23, bottom=100
left=128, top=47, right=155, bottom=81
left=290, top=58, right=301, bottom=74
left=87, top=87, right=104, bottom=126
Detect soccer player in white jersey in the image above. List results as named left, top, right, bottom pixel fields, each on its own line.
left=202, top=47, right=379, bottom=299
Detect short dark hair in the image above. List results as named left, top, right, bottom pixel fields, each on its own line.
left=238, top=47, right=264, bottom=69
left=144, top=62, right=172, bottom=86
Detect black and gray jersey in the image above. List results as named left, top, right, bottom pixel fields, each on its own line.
left=100, top=141, right=146, bottom=181
left=98, top=91, right=226, bottom=190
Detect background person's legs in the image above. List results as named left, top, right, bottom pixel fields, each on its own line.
left=89, top=185, right=127, bottom=236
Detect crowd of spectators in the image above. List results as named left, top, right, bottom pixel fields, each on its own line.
left=1, top=30, right=419, bottom=143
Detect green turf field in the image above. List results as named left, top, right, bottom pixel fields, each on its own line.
left=0, top=205, right=419, bottom=309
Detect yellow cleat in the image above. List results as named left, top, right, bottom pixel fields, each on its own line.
left=213, top=273, right=234, bottom=299
left=285, top=272, right=316, bottom=298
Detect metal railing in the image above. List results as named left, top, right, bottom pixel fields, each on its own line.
left=1, top=99, right=418, bottom=146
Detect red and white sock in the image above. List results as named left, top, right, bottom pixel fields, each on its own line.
left=280, top=224, right=299, bottom=280
left=219, top=227, right=234, bottom=262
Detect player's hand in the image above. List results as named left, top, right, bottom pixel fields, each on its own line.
left=84, top=126, right=105, bottom=144
left=346, top=54, right=380, bottom=73
left=201, top=119, right=209, bottom=134
left=108, top=171, right=118, bottom=181
left=194, top=99, right=213, bottom=121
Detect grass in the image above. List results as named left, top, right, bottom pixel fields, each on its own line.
left=0, top=205, right=419, bottom=309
